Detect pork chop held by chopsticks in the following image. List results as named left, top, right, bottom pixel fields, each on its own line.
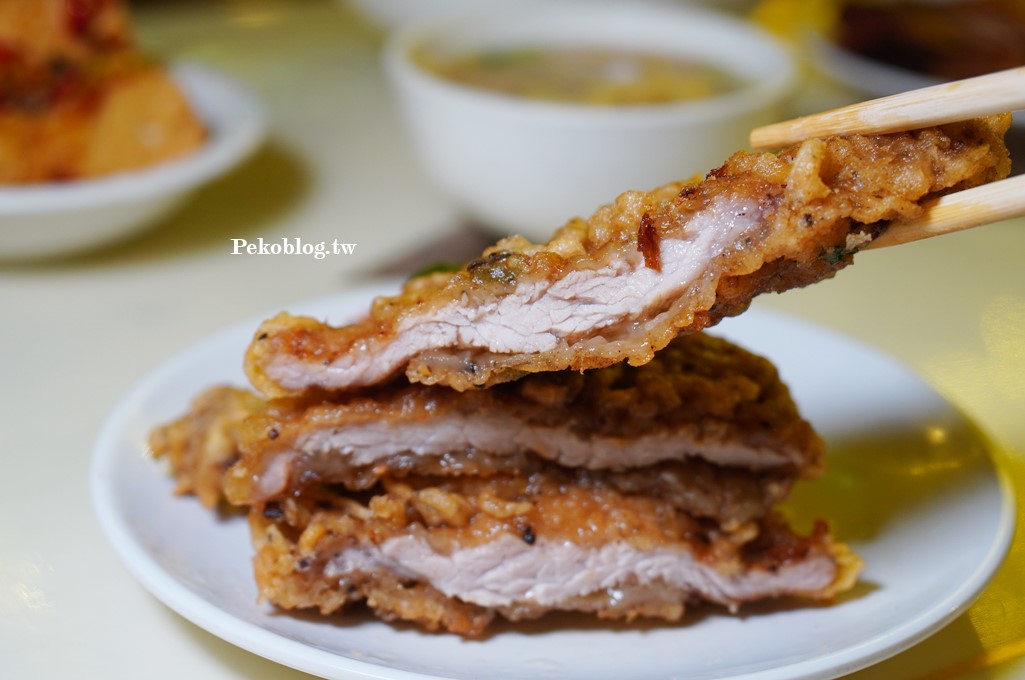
left=246, top=116, right=1011, bottom=395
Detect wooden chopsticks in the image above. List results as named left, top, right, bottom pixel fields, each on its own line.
left=863, top=174, right=1025, bottom=249
left=749, top=68, right=1025, bottom=247
left=750, top=67, right=1025, bottom=150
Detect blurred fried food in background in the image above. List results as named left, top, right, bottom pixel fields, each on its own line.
left=836, top=0, right=1025, bottom=81
left=0, top=0, right=205, bottom=184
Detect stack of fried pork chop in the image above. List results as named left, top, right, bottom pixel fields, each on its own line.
left=151, top=115, right=1011, bottom=636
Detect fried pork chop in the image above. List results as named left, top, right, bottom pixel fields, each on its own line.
left=149, top=385, right=262, bottom=509
left=152, top=330, right=860, bottom=635
left=231, top=331, right=822, bottom=492
left=156, top=381, right=802, bottom=523
left=249, top=478, right=861, bottom=637
left=245, top=117, right=1011, bottom=395
left=153, top=332, right=822, bottom=522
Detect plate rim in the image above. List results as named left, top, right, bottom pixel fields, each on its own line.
left=90, top=280, right=1017, bottom=680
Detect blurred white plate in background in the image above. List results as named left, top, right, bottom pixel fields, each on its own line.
left=0, top=62, right=267, bottom=260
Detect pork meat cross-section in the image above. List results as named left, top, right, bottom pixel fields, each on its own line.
left=249, top=477, right=862, bottom=637
left=229, top=332, right=822, bottom=512
left=154, top=332, right=823, bottom=523
left=245, top=117, right=1011, bottom=394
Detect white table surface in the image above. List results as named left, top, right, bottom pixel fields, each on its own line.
left=3, top=1, right=1024, bottom=678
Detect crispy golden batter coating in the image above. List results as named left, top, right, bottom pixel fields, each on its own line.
left=151, top=332, right=822, bottom=523
left=226, top=332, right=822, bottom=520
left=153, top=379, right=801, bottom=525
left=245, top=117, right=1011, bottom=395
left=248, top=480, right=861, bottom=636
left=149, top=386, right=263, bottom=509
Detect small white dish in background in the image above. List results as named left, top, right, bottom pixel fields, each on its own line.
left=345, top=0, right=761, bottom=30
left=806, top=29, right=941, bottom=100
left=0, top=62, right=268, bottom=261
left=383, top=2, right=797, bottom=241
left=805, top=29, right=1025, bottom=127
left=345, top=0, right=509, bottom=29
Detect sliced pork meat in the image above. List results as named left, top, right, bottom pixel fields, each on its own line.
left=249, top=477, right=862, bottom=637
left=151, top=331, right=823, bottom=517
left=245, top=116, right=1011, bottom=395
left=228, top=331, right=822, bottom=515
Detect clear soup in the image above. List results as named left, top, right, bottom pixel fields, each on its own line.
left=416, top=46, right=742, bottom=106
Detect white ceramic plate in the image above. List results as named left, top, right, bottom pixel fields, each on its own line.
left=92, top=280, right=1015, bottom=680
